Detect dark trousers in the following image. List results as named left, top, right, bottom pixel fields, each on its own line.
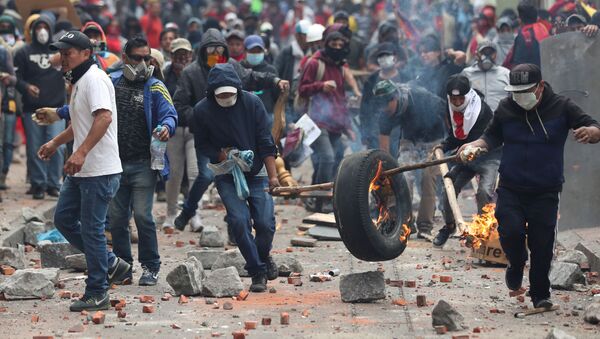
left=495, top=186, right=560, bottom=303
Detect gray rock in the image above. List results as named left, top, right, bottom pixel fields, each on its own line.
left=558, top=250, right=589, bottom=268
left=211, top=249, right=249, bottom=277
left=187, top=249, right=223, bottom=269
left=576, top=241, right=600, bottom=273
left=432, top=300, right=466, bottom=331
left=23, top=222, right=50, bottom=246
left=39, top=243, right=82, bottom=268
left=22, top=207, right=44, bottom=223
left=201, top=267, right=244, bottom=297
left=273, top=254, right=304, bottom=277
left=19, top=268, right=60, bottom=284
left=584, top=302, right=600, bottom=325
left=0, top=271, right=55, bottom=299
left=339, top=271, right=385, bottom=303
left=166, top=256, right=204, bottom=296
left=65, top=254, right=87, bottom=271
left=545, top=327, right=576, bottom=339
left=199, top=225, right=225, bottom=247
left=549, top=262, right=586, bottom=290
left=0, top=246, right=26, bottom=269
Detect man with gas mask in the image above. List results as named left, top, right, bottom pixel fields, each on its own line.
left=191, top=62, right=279, bottom=293
left=460, top=40, right=509, bottom=112
left=172, top=28, right=289, bottom=232
left=431, top=75, right=500, bottom=247
left=458, top=64, right=600, bottom=310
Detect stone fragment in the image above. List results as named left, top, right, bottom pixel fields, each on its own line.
left=545, top=327, right=576, bottom=339
left=435, top=325, right=447, bottom=334
left=576, top=241, right=600, bottom=273
left=223, top=302, right=233, bottom=310
left=0, top=265, right=15, bottom=275
left=549, top=262, right=586, bottom=290
left=142, top=305, right=154, bottom=313
left=244, top=321, right=257, bottom=330
left=0, top=246, right=26, bottom=269
left=24, top=222, right=50, bottom=246
left=68, top=324, right=85, bottom=333
left=199, top=226, right=225, bottom=247
left=118, top=311, right=126, bottom=318
left=261, top=317, right=271, bottom=325
left=139, top=295, right=154, bottom=303
left=273, top=255, right=304, bottom=277
left=290, top=237, right=317, bottom=247
left=22, top=207, right=44, bottom=223
left=0, top=270, right=55, bottom=299
left=558, top=250, right=589, bottom=268
left=65, top=254, right=87, bottom=272
left=339, top=271, right=386, bottom=303
left=211, top=249, right=249, bottom=277
left=232, top=331, right=245, bottom=339
left=584, top=301, right=600, bottom=324
left=19, top=268, right=60, bottom=284
left=417, top=295, right=427, bottom=307
left=39, top=243, right=81, bottom=269
left=178, top=295, right=189, bottom=304
left=166, top=256, right=204, bottom=296
left=432, top=300, right=466, bottom=332
left=280, top=312, right=290, bottom=325
left=187, top=249, right=223, bottom=270
left=201, top=267, right=244, bottom=297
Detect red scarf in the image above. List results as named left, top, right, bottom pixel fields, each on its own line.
left=452, top=111, right=466, bottom=140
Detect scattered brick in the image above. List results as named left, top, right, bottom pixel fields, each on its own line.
left=416, top=264, right=423, bottom=269
left=302, top=309, right=310, bottom=317
left=0, top=307, right=7, bottom=312
left=481, top=274, right=490, bottom=279
left=59, top=291, right=72, bottom=299
left=161, top=293, right=172, bottom=301
left=237, top=290, right=249, bottom=301
left=163, top=227, right=174, bottom=235
left=473, top=327, right=482, bottom=333
left=232, top=331, right=246, bottom=339
left=261, top=317, right=272, bottom=325
left=280, top=312, right=290, bottom=325
left=31, top=314, right=40, bottom=323
left=115, top=302, right=125, bottom=311
left=189, top=240, right=197, bottom=245
left=118, top=311, right=126, bottom=318
left=223, top=302, right=234, bottom=310
left=387, top=280, right=403, bottom=287
left=178, top=295, right=189, bottom=304
left=92, top=311, right=105, bottom=324
left=139, top=295, right=155, bottom=303
left=1, top=265, right=15, bottom=275
left=405, top=280, right=416, bottom=288
left=288, top=276, right=302, bottom=285
left=171, top=323, right=181, bottom=329
left=285, top=247, right=293, bottom=253
left=68, top=324, right=85, bottom=333
left=435, top=325, right=447, bottom=334
left=175, top=241, right=185, bottom=248
left=416, top=295, right=427, bottom=307
left=452, top=336, right=470, bottom=339
left=517, top=295, right=525, bottom=303
left=440, top=276, right=453, bottom=283
left=32, top=336, right=53, bottom=339
left=143, top=305, right=155, bottom=313
left=592, top=289, right=600, bottom=295
left=392, top=298, right=407, bottom=306
left=55, top=281, right=65, bottom=289
left=244, top=321, right=258, bottom=330
left=211, top=333, right=222, bottom=337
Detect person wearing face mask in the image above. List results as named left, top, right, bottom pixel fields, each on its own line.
left=191, top=63, right=280, bottom=293
left=460, top=40, right=509, bottom=112
left=431, top=75, right=500, bottom=247
left=493, top=16, right=515, bottom=66
left=0, top=15, right=24, bottom=54
left=459, top=64, right=600, bottom=310
left=14, top=14, right=66, bottom=200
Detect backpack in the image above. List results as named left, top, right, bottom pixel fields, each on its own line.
left=293, top=58, right=325, bottom=113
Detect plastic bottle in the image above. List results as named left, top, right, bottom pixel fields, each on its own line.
left=150, top=125, right=167, bottom=170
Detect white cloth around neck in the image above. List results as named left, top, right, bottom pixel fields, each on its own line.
left=447, top=88, right=481, bottom=139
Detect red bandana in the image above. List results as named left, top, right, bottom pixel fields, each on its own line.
left=452, top=111, right=466, bottom=140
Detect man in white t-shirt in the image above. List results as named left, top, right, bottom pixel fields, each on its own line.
left=37, top=31, right=131, bottom=312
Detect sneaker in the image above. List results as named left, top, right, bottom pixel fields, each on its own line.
left=46, top=187, right=60, bottom=197
left=505, top=264, right=524, bottom=291
left=533, top=298, right=553, bottom=309
left=250, top=272, right=267, bottom=292
left=417, top=229, right=433, bottom=241
left=174, top=211, right=193, bottom=231
left=264, top=256, right=279, bottom=281
left=32, top=186, right=45, bottom=200
left=190, top=213, right=205, bottom=232
left=108, top=257, right=132, bottom=285
left=432, top=224, right=455, bottom=247
left=139, top=266, right=159, bottom=286
left=69, top=292, right=110, bottom=312
left=163, top=214, right=176, bottom=229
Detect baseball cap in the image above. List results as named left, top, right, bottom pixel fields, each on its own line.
left=497, top=16, right=513, bottom=29
left=215, top=86, right=238, bottom=95
left=50, top=30, right=92, bottom=51
left=295, top=19, right=311, bottom=34
left=505, top=64, right=542, bottom=92
left=477, top=40, right=497, bottom=54
left=373, top=79, right=397, bottom=97
left=566, top=14, right=587, bottom=26
left=171, top=38, right=192, bottom=53
left=225, top=29, right=245, bottom=41
left=446, top=75, right=471, bottom=96
left=244, top=35, right=265, bottom=50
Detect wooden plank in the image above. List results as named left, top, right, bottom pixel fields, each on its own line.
left=307, top=226, right=341, bottom=241
left=302, top=213, right=337, bottom=227
left=434, top=149, right=466, bottom=234
left=290, top=237, right=317, bottom=247
left=297, top=224, right=315, bottom=232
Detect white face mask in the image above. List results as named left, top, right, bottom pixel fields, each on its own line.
left=36, top=28, right=49, bottom=45
left=449, top=99, right=468, bottom=112
left=377, top=55, right=396, bottom=70
left=512, top=86, right=540, bottom=111
left=216, top=93, right=238, bottom=107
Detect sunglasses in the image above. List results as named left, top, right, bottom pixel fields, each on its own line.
left=206, top=46, right=225, bottom=55
left=127, top=54, right=152, bottom=62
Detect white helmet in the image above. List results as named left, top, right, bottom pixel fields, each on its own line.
left=306, top=24, right=325, bottom=43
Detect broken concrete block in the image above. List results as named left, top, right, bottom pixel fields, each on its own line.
left=557, top=250, right=589, bottom=268
left=549, top=262, right=586, bottom=290
left=339, top=271, right=385, bottom=303
left=22, top=207, right=44, bottom=223
left=273, top=254, right=304, bottom=277
left=187, top=249, right=223, bottom=270
left=211, top=249, right=249, bottom=277
left=199, top=225, right=225, bottom=247
left=24, top=222, right=50, bottom=246
left=65, top=254, right=87, bottom=271
left=545, top=327, right=576, bottom=339
left=584, top=301, right=600, bottom=325
left=0, top=246, right=26, bottom=269
left=39, top=243, right=81, bottom=269
left=201, top=267, right=244, bottom=298
left=290, top=237, right=317, bottom=247
left=432, top=300, right=466, bottom=331
left=0, top=271, right=55, bottom=299
left=576, top=241, right=600, bottom=273
left=19, top=268, right=60, bottom=284
left=166, top=256, right=204, bottom=296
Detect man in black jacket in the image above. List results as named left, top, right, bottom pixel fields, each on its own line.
left=432, top=75, right=501, bottom=247
left=460, top=64, right=600, bottom=309
left=172, top=28, right=288, bottom=232
left=240, top=35, right=279, bottom=120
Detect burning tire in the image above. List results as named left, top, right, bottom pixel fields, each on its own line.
left=333, top=150, right=412, bottom=261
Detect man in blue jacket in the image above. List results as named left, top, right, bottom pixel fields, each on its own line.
left=460, top=64, right=600, bottom=310
left=191, top=63, right=279, bottom=293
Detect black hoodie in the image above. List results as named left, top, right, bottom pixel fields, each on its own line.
left=173, top=28, right=280, bottom=127
left=14, top=15, right=65, bottom=112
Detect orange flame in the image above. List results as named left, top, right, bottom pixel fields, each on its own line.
left=462, top=203, right=497, bottom=249
left=369, top=160, right=393, bottom=228
left=369, top=160, right=384, bottom=192
left=400, top=223, right=410, bottom=242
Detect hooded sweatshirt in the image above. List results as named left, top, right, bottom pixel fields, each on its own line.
left=14, top=15, right=65, bottom=112
left=81, top=21, right=120, bottom=71
left=173, top=28, right=280, bottom=127
left=191, top=63, right=277, bottom=177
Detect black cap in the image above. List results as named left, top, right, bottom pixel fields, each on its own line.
left=505, top=63, right=542, bottom=92
left=446, top=75, right=471, bottom=96
left=50, top=31, right=92, bottom=51
left=333, top=10, right=349, bottom=21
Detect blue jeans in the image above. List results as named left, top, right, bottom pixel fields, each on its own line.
left=181, top=152, right=214, bottom=217
left=22, top=112, right=65, bottom=189
left=310, top=128, right=343, bottom=184
left=2, top=113, right=16, bottom=174
left=54, top=174, right=120, bottom=296
left=109, top=160, right=160, bottom=270
left=215, top=175, right=275, bottom=275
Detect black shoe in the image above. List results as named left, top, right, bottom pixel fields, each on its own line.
left=174, top=211, right=192, bottom=231
left=264, top=256, right=278, bottom=281
left=46, top=187, right=60, bottom=197
left=250, top=272, right=267, bottom=292
left=417, top=229, right=433, bottom=241
left=32, top=187, right=45, bottom=200
left=533, top=298, right=553, bottom=309
left=69, top=292, right=110, bottom=312
left=505, top=264, right=524, bottom=291
left=108, top=257, right=132, bottom=285
left=433, top=224, right=455, bottom=247
left=139, top=266, right=159, bottom=286
left=227, top=224, right=237, bottom=246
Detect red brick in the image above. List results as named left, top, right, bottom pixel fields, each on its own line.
left=287, top=276, right=302, bottom=285
left=285, top=247, right=293, bottom=252
left=280, top=312, right=290, bottom=325
left=392, top=298, right=407, bottom=306
left=244, top=321, right=257, bottom=330
left=139, top=295, right=155, bottom=303
left=473, top=327, right=482, bottom=333
left=142, top=305, right=155, bottom=313
left=452, top=336, right=470, bottom=339
left=387, top=280, right=403, bottom=287
left=261, top=317, right=271, bottom=325
left=232, top=331, right=246, bottom=339
left=92, top=311, right=105, bottom=324
left=435, top=325, right=447, bottom=334
left=118, top=311, right=126, bottom=318
left=115, top=302, right=125, bottom=311
left=178, top=295, right=189, bottom=304
left=0, top=307, right=7, bottom=312
left=175, top=241, right=185, bottom=248
left=416, top=295, right=427, bottom=307
left=189, top=240, right=197, bottom=245
left=161, top=293, right=172, bottom=301
left=440, top=276, right=453, bottom=283
left=517, top=295, right=525, bottom=303
left=32, top=336, right=53, bottom=339
left=31, top=314, right=40, bottom=323
left=163, top=227, right=174, bottom=235
left=59, top=291, right=72, bottom=299
left=405, top=280, right=416, bottom=288
left=237, top=290, right=249, bottom=301
left=1, top=265, right=15, bottom=275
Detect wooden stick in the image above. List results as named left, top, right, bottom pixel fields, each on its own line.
left=270, top=182, right=334, bottom=195
left=434, top=149, right=467, bottom=234
left=382, top=155, right=459, bottom=177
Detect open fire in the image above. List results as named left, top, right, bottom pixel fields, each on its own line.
left=369, top=160, right=392, bottom=227
left=461, top=203, right=498, bottom=249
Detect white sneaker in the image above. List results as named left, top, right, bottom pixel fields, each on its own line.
left=163, top=214, right=176, bottom=229
left=190, top=213, right=204, bottom=232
